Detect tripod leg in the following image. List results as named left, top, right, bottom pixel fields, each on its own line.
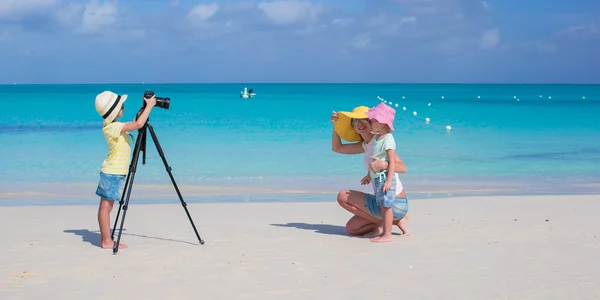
left=112, top=132, right=145, bottom=240
left=111, top=159, right=135, bottom=240
left=112, top=127, right=146, bottom=254
left=147, top=124, right=205, bottom=245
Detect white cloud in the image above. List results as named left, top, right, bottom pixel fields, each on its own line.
left=0, top=0, right=59, bottom=20
left=558, top=23, right=598, bottom=38
left=400, top=16, right=417, bottom=24
left=366, top=14, right=416, bottom=36
left=479, top=28, right=499, bottom=49
left=187, top=3, right=219, bottom=23
left=54, top=2, right=83, bottom=26
left=353, top=35, right=371, bottom=49
left=258, top=0, right=323, bottom=25
left=480, top=1, right=492, bottom=12
left=332, top=18, right=353, bottom=27
left=80, top=0, right=118, bottom=34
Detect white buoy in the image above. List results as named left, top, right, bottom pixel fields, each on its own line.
left=413, top=111, right=417, bottom=116
left=402, top=96, right=405, bottom=99
left=517, top=98, right=520, bottom=101
left=395, top=104, right=398, bottom=107
left=425, top=117, right=430, bottom=124
left=583, top=96, right=586, bottom=99
left=403, top=107, right=407, bottom=111
left=389, top=101, right=393, bottom=105
left=548, top=96, right=552, bottom=99
left=513, top=96, right=517, bottom=99
left=477, top=96, right=480, bottom=99
left=446, top=125, right=452, bottom=131
left=384, top=101, right=387, bottom=104
left=428, top=103, right=431, bottom=107
left=441, top=96, right=444, bottom=99
left=539, top=95, right=542, bottom=98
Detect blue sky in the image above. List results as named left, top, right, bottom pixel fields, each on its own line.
left=1, top=0, right=598, bottom=84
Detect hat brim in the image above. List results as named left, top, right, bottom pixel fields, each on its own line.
left=366, top=109, right=395, bottom=131
left=103, top=95, right=128, bottom=126
left=334, top=110, right=369, bottom=142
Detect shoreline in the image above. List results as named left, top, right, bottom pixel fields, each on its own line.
left=1, top=179, right=599, bottom=207
left=2, top=176, right=600, bottom=207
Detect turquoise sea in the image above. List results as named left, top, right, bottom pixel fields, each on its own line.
left=1, top=83, right=599, bottom=206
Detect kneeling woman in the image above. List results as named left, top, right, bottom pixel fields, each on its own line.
left=330, top=106, right=410, bottom=237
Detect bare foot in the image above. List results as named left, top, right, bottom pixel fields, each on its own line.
left=371, top=234, right=393, bottom=243
left=395, top=215, right=411, bottom=236
left=364, top=227, right=383, bottom=238
left=372, top=235, right=393, bottom=242
left=101, top=240, right=127, bottom=249
left=397, top=221, right=411, bottom=236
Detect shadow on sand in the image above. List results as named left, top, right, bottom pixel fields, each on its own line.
left=270, top=222, right=350, bottom=236
left=270, top=223, right=404, bottom=237
left=63, top=229, right=197, bottom=247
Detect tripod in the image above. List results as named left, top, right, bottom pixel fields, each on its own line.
left=110, top=116, right=204, bottom=254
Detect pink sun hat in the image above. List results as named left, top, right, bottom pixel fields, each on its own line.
left=366, top=103, right=396, bottom=131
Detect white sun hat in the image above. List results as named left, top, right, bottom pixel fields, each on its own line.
left=95, top=91, right=128, bottom=126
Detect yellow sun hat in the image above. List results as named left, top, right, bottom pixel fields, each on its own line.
left=334, top=106, right=370, bottom=142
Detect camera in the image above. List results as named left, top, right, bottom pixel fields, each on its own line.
left=144, top=90, right=170, bottom=110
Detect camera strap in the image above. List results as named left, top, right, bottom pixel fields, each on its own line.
left=102, top=95, right=121, bottom=119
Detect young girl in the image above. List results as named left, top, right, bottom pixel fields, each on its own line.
left=361, top=102, right=399, bottom=243
left=94, top=90, right=156, bottom=249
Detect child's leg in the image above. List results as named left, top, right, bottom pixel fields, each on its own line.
left=97, top=198, right=127, bottom=249
left=370, top=207, right=393, bottom=242
left=396, top=214, right=411, bottom=236
left=371, top=174, right=396, bottom=243
left=366, top=177, right=385, bottom=239
left=367, top=213, right=411, bottom=238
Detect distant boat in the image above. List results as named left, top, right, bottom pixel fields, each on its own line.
left=240, top=87, right=257, bottom=99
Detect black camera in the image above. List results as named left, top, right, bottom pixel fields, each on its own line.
left=144, top=90, right=170, bottom=110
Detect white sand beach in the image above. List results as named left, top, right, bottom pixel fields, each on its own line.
left=1, top=195, right=600, bottom=299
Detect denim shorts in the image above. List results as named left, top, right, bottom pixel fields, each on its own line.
left=373, top=172, right=397, bottom=208
left=95, top=172, right=126, bottom=201
left=364, top=193, right=408, bottom=221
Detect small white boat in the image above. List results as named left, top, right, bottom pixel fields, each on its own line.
left=240, top=87, right=257, bottom=98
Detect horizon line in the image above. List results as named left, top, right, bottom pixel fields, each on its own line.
left=2, top=82, right=600, bottom=86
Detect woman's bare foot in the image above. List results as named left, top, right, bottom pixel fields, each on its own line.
left=370, top=234, right=393, bottom=243
left=101, top=240, right=127, bottom=249
left=364, top=226, right=383, bottom=238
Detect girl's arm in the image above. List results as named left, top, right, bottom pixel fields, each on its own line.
left=385, top=149, right=396, bottom=184
left=332, top=128, right=365, bottom=154
left=122, top=96, right=156, bottom=132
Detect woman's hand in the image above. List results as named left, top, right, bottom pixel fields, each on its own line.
left=330, top=111, right=339, bottom=123
left=369, top=156, right=388, bottom=173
